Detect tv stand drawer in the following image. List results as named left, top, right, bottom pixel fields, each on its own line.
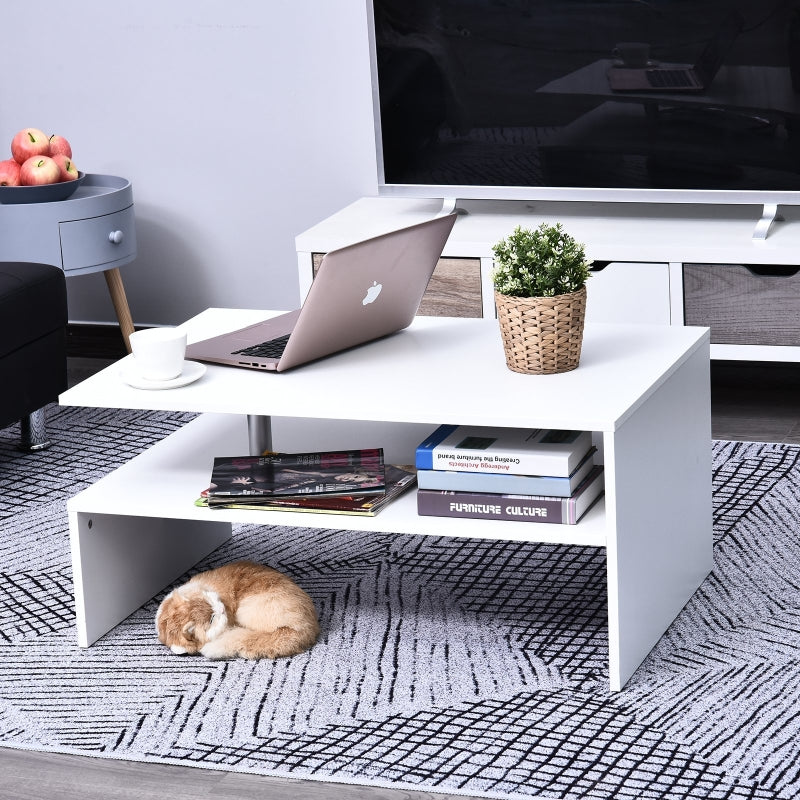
left=586, top=261, right=671, bottom=325
left=683, top=263, right=800, bottom=346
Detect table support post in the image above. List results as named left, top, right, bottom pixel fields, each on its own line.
left=247, top=414, right=273, bottom=455
left=103, top=267, right=135, bottom=353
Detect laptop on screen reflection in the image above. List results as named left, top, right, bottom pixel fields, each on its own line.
left=185, top=213, right=457, bottom=372
left=607, top=12, right=743, bottom=93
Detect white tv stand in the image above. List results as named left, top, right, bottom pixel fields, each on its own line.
left=295, top=197, right=800, bottom=362
left=60, top=308, right=712, bottom=692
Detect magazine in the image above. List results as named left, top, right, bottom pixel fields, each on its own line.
left=198, top=465, right=416, bottom=516
left=207, top=448, right=386, bottom=500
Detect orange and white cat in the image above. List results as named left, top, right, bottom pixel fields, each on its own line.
left=155, top=560, right=319, bottom=660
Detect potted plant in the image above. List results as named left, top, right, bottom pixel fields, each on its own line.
left=491, top=222, right=592, bottom=374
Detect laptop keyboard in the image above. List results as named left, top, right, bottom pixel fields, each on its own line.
left=646, top=69, right=695, bottom=88
left=232, top=334, right=290, bottom=359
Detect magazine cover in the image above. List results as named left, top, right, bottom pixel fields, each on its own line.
left=207, top=448, right=385, bottom=498
left=200, top=465, right=416, bottom=515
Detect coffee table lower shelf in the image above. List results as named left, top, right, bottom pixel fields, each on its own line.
left=67, top=413, right=606, bottom=640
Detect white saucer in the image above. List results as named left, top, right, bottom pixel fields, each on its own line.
left=120, top=360, right=207, bottom=390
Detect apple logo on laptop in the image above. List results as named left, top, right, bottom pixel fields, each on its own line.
left=362, top=281, right=383, bottom=306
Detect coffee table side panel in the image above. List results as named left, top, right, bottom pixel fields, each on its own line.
left=604, top=341, right=713, bottom=690
left=69, top=510, right=232, bottom=647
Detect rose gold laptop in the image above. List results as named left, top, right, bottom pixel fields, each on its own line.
left=186, top=213, right=457, bottom=372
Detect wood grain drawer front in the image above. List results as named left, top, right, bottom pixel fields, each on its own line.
left=312, top=254, right=483, bottom=318
left=683, top=263, right=800, bottom=345
left=419, top=257, right=482, bottom=317
left=59, top=206, right=136, bottom=273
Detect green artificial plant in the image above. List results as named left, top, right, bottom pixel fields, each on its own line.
left=491, top=222, right=592, bottom=298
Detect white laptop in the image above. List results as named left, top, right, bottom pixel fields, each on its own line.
left=186, top=213, right=457, bottom=372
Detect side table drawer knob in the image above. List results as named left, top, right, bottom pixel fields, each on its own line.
left=108, top=230, right=124, bottom=244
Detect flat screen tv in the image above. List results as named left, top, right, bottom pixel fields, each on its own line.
left=368, top=0, right=800, bottom=216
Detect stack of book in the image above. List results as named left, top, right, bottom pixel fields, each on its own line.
left=415, top=425, right=604, bottom=525
left=197, top=447, right=416, bottom=516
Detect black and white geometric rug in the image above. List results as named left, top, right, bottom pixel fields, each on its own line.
left=1, top=404, right=800, bottom=799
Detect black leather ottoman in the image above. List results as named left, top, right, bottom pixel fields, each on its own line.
left=0, top=262, right=68, bottom=450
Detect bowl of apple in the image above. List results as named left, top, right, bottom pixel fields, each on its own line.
left=0, top=127, right=86, bottom=204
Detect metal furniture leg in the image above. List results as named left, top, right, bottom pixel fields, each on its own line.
left=19, top=407, right=51, bottom=451
left=247, top=414, right=273, bottom=455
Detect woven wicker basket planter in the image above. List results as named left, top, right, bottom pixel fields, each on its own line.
left=495, top=286, right=587, bottom=375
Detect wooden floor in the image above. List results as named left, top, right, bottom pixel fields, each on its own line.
left=3, top=357, right=799, bottom=800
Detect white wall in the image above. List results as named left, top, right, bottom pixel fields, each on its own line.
left=0, top=1, right=378, bottom=326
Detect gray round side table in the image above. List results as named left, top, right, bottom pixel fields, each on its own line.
left=0, top=174, right=137, bottom=351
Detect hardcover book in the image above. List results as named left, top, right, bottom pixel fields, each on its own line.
left=417, top=466, right=605, bottom=525
left=415, top=424, right=593, bottom=477
left=207, top=448, right=385, bottom=499
left=416, top=448, right=596, bottom=497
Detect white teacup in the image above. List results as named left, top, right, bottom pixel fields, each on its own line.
left=129, top=327, right=187, bottom=382
left=613, top=42, right=650, bottom=68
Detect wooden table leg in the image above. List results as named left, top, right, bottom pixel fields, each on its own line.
left=103, top=267, right=135, bottom=353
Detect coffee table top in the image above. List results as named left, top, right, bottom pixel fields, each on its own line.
left=60, top=308, right=709, bottom=432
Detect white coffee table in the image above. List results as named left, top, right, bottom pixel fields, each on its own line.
left=60, top=309, right=712, bottom=690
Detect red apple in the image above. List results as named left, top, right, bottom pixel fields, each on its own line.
left=52, top=153, right=79, bottom=182
left=0, top=159, right=21, bottom=186
left=20, top=155, right=61, bottom=185
left=48, top=134, right=72, bottom=158
left=11, top=128, right=50, bottom=164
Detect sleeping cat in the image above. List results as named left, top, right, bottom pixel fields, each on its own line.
left=155, top=560, right=319, bottom=660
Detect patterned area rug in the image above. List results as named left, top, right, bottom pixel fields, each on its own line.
left=1, top=405, right=800, bottom=799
